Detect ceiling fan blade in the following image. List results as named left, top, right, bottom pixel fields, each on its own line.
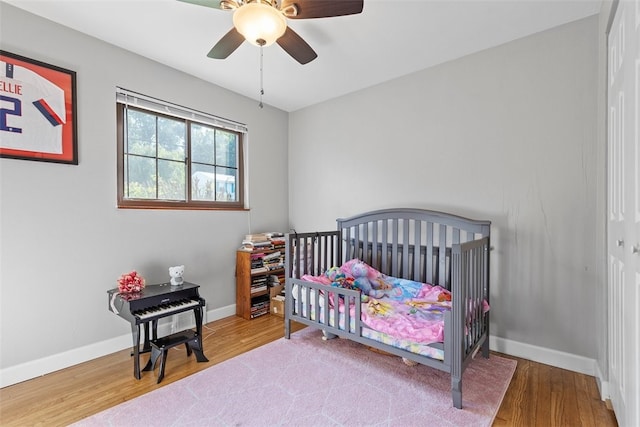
left=276, top=27, right=318, bottom=64
left=176, top=0, right=225, bottom=10
left=280, top=0, right=363, bottom=19
left=207, top=28, right=245, bottom=59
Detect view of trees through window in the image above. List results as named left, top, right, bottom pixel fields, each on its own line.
left=119, top=104, right=242, bottom=209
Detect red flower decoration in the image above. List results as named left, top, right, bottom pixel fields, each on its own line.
left=117, top=270, right=146, bottom=293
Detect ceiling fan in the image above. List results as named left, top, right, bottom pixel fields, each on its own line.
left=178, top=0, right=364, bottom=64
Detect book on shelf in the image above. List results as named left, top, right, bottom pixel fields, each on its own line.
left=250, top=305, right=269, bottom=313
left=262, top=251, right=281, bottom=261
left=245, top=233, right=269, bottom=242
left=241, top=241, right=273, bottom=251
left=251, top=294, right=269, bottom=305
left=250, top=310, right=269, bottom=319
left=243, top=240, right=271, bottom=246
left=265, top=232, right=284, bottom=238
left=239, top=231, right=285, bottom=251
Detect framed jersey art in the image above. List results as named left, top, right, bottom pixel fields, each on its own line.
left=0, top=51, right=77, bottom=164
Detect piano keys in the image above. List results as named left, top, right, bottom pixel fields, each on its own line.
left=107, top=282, right=208, bottom=379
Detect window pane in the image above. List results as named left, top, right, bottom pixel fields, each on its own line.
left=127, top=155, right=156, bottom=199
left=215, top=131, right=237, bottom=168
left=126, top=109, right=156, bottom=156
left=117, top=99, right=244, bottom=209
left=158, top=117, right=185, bottom=161
left=191, top=164, right=216, bottom=201
left=191, top=123, right=215, bottom=164
left=158, top=159, right=185, bottom=200
left=216, top=166, right=237, bottom=201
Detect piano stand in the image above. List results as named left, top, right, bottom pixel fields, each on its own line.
left=130, top=320, right=159, bottom=379
left=142, top=329, right=209, bottom=383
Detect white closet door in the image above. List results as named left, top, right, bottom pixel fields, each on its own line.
left=607, top=2, right=640, bottom=426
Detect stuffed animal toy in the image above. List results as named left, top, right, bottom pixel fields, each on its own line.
left=325, top=266, right=360, bottom=297
left=353, top=277, right=385, bottom=298
left=344, top=260, right=385, bottom=298
left=169, top=265, right=184, bottom=286
left=349, top=261, right=369, bottom=278
left=325, top=266, right=344, bottom=283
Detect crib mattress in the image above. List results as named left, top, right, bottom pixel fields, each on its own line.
left=292, top=288, right=446, bottom=361
left=293, top=259, right=489, bottom=362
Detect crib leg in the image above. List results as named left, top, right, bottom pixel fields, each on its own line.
left=482, top=337, right=490, bottom=359
left=322, top=330, right=337, bottom=340
left=284, top=318, right=291, bottom=339
left=452, top=377, right=462, bottom=409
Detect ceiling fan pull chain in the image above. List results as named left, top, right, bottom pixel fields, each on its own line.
left=259, top=44, right=264, bottom=109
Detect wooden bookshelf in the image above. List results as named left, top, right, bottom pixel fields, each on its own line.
left=235, top=248, right=284, bottom=320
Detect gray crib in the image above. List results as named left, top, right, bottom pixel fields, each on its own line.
left=284, top=208, right=491, bottom=409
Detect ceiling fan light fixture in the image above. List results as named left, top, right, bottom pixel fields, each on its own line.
left=232, top=2, right=287, bottom=47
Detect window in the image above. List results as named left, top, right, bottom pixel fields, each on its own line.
left=116, top=89, right=246, bottom=210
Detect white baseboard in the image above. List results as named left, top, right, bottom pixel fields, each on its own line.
left=490, top=335, right=597, bottom=376
left=593, top=362, right=611, bottom=401
left=0, top=304, right=236, bottom=388
left=1, top=316, right=601, bottom=391
left=490, top=336, right=609, bottom=402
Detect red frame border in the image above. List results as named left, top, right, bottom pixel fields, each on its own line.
left=1, top=50, right=78, bottom=165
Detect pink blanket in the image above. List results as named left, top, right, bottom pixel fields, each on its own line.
left=300, top=259, right=488, bottom=344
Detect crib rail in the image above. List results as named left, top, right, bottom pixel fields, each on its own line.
left=449, top=237, right=490, bottom=363
left=286, top=231, right=341, bottom=279
left=337, top=208, right=490, bottom=289
left=447, top=236, right=490, bottom=408
left=286, top=277, right=362, bottom=338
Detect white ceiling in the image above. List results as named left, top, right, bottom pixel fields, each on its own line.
left=3, top=0, right=602, bottom=112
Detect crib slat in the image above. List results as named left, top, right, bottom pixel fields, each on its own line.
left=426, top=222, right=434, bottom=284
left=362, top=222, right=369, bottom=263
left=381, top=220, right=389, bottom=273
left=391, top=219, right=399, bottom=277
left=306, top=236, right=311, bottom=272
left=414, top=220, right=422, bottom=282
left=438, top=224, right=447, bottom=286
left=332, top=291, right=340, bottom=328
left=401, top=219, right=409, bottom=279
left=371, top=220, right=379, bottom=269
left=322, top=287, right=329, bottom=327
left=344, top=294, right=351, bottom=333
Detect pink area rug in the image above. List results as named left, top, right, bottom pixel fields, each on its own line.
left=74, top=328, right=515, bottom=426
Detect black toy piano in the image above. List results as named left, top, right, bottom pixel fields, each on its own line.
left=107, top=282, right=208, bottom=379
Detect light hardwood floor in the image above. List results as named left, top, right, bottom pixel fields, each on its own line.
left=0, top=315, right=617, bottom=426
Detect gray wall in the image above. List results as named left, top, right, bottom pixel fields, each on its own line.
left=289, top=16, right=603, bottom=361
left=0, top=4, right=288, bottom=372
